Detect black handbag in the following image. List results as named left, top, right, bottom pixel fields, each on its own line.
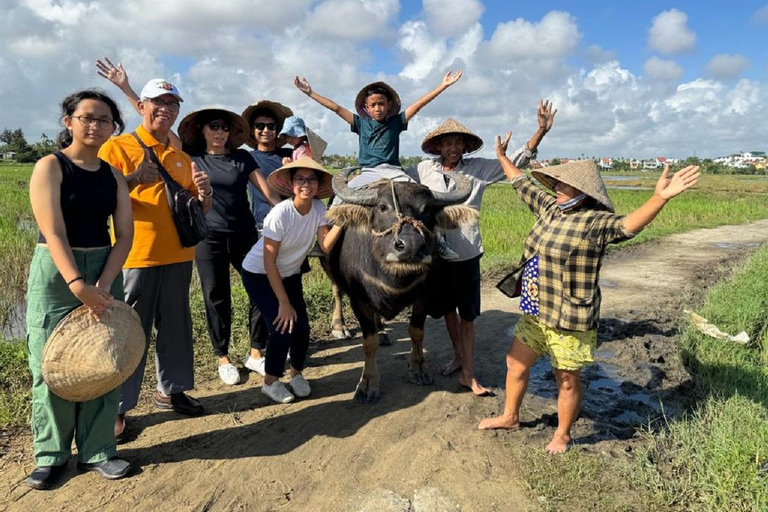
left=496, top=258, right=528, bottom=299
left=131, top=132, right=208, bottom=247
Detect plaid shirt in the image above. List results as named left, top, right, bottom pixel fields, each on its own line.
left=508, top=175, right=635, bottom=331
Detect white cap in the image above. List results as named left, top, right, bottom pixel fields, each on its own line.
left=139, top=79, right=183, bottom=102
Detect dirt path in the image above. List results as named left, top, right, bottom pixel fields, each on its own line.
left=3, top=220, right=768, bottom=512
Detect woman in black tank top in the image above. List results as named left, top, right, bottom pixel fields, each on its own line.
left=25, top=90, right=133, bottom=489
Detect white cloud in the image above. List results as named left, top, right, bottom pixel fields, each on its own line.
left=423, top=0, right=484, bottom=37
left=751, top=4, right=768, bottom=25
left=585, top=44, right=616, bottom=64
left=305, top=0, right=399, bottom=40
left=0, top=1, right=766, bottom=161
left=487, top=11, right=581, bottom=60
left=705, top=54, right=751, bottom=80
left=643, top=57, right=684, bottom=82
left=648, top=9, right=696, bottom=54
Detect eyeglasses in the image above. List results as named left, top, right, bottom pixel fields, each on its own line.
left=293, top=176, right=319, bottom=185
left=207, top=122, right=231, bottom=132
left=145, top=97, right=181, bottom=111
left=70, top=115, right=115, bottom=130
left=253, top=122, right=277, bottom=131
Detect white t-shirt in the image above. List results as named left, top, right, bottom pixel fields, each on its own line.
left=242, top=198, right=329, bottom=277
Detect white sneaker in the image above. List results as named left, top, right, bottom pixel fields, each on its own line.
left=244, top=354, right=266, bottom=376
left=261, top=381, right=294, bottom=404
left=218, top=363, right=240, bottom=385
left=290, top=374, right=311, bottom=398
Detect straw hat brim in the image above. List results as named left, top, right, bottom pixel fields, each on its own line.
left=267, top=156, right=334, bottom=199
left=241, top=100, right=294, bottom=149
left=42, top=302, right=145, bottom=402
left=306, top=127, right=327, bottom=162
left=354, top=81, right=402, bottom=119
left=178, top=108, right=250, bottom=150
left=421, top=118, right=484, bottom=156
left=531, top=160, right=615, bottom=212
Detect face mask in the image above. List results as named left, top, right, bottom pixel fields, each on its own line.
left=557, top=193, right=587, bottom=212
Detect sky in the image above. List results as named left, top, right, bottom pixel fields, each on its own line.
left=1, top=0, right=767, bottom=160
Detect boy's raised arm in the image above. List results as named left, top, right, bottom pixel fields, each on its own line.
left=404, top=70, right=463, bottom=122
left=295, top=76, right=354, bottom=126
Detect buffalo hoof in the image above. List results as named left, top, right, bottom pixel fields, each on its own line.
left=354, top=380, right=381, bottom=404
left=408, top=370, right=433, bottom=386
left=378, top=333, right=392, bottom=347
left=331, top=328, right=352, bottom=340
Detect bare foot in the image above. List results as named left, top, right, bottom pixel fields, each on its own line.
left=545, top=432, right=572, bottom=454
left=438, top=358, right=462, bottom=376
left=114, top=413, right=126, bottom=439
left=459, top=375, right=493, bottom=396
left=478, top=414, right=519, bottom=430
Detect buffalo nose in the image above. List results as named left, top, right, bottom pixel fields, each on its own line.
left=394, top=238, right=406, bottom=253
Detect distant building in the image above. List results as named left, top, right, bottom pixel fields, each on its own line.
left=2, top=152, right=17, bottom=160
left=599, top=158, right=612, bottom=170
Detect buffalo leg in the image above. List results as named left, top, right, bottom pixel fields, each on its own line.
left=407, top=299, right=433, bottom=385
left=330, top=283, right=352, bottom=339
left=375, top=313, right=392, bottom=346
left=351, top=302, right=381, bottom=403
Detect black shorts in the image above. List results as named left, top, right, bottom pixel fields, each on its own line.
left=427, top=254, right=482, bottom=321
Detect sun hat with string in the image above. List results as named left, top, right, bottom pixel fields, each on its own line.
left=241, top=100, right=294, bottom=149
left=267, top=156, right=334, bottom=199
left=531, top=159, right=615, bottom=212
left=42, top=301, right=145, bottom=402
left=178, top=108, right=250, bottom=150
left=354, top=81, right=401, bottom=119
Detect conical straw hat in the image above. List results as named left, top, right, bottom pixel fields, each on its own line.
left=532, top=160, right=615, bottom=212
left=421, top=118, right=484, bottom=155
left=267, top=156, right=334, bottom=199
left=354, top=81, right=401, bottom=119
left=178, top=108, right=250, bottom=150
left=42, top=302, right=146, bottom=402
left=241, top=100, right=294, bottom=149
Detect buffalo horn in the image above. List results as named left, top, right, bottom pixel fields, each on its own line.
left=430, top=170, right=472, bottom=206
left=332, top=167, right=378, bottom=206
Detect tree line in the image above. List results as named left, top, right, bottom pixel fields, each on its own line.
left=0, top=128, right=58, bottom=163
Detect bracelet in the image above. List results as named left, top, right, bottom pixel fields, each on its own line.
left=66, top=276, right=84, bottom=286
left=200, top=189, right=213, bottom=198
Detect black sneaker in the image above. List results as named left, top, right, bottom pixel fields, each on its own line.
left=77, top=457, right=131, bottom=480
left=25, top=463, right=67, bottom=490
left=155, top=390, right=204, bottom=415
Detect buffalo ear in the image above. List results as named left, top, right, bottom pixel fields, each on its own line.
left=435, top=205, right=479, bottom=230
left=326, top=204, right=371, bottom=227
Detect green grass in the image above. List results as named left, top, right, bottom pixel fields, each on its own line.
left=632, top=246, right=768, bottom=512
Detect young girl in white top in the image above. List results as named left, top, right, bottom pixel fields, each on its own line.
left=242, top=157, right=341, bottom=403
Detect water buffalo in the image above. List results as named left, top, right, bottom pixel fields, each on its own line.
left=326, top=168, right=477, bottom=403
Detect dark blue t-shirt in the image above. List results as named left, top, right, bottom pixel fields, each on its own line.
left=248, top=147, right=293, bottom=226
left=352, top=111, right=407, bottom=168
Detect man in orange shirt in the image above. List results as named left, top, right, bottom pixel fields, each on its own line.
left=100, top=79, right=213, bottom=437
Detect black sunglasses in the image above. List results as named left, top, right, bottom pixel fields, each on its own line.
left=208, top=122, right=231, bottom=132
left=253, top=122, right=277, bottom=131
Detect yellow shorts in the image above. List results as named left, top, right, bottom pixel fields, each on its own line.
left=514, top=315, right=596, bottom=371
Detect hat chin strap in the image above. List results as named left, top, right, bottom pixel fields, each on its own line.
left=557, top=193, right=588, bottom=212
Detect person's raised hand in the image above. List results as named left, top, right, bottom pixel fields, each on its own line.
left=294, top=76, right=312, bottom=96
left=495, top=132, right=512, bottom=156
left=538, top=100, right=557, bottom=132
left=96, top=57, right=129, bottom=90
left=655, top=164, right=701, bottom=200
left=442, top=70, right=463, bottom=88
